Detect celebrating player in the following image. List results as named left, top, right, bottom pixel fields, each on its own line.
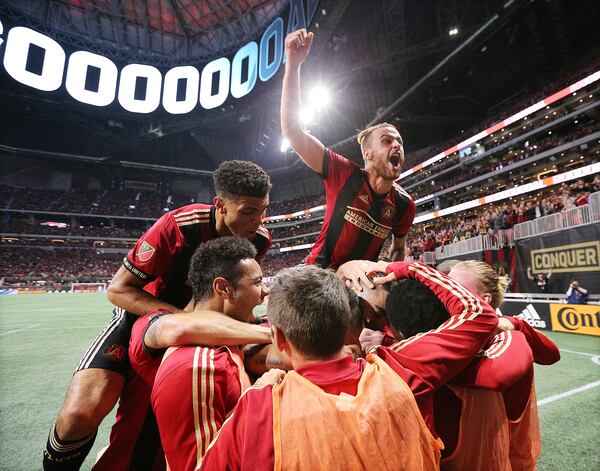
left=281, top=29, right=415, bottom=269
left=199, top=262, right=500, bottom=470
left=44, top=160, right=272, bottom=470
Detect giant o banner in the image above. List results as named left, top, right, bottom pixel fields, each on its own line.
left=0, top=0, right=319, bottom=114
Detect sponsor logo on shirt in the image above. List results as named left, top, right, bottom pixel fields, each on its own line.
left=344, top=207, right=392, bottom=239
left=516, top=304, right=547, bottom=329
left=137, top=241, right=156, bottom=263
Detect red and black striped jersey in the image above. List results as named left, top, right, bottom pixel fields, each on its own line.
left=305, top=149, right=415, bottom=269
left=123, top=204, right=271, bottom=309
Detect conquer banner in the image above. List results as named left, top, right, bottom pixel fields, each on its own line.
left=515, top=224, right=600, bottom=294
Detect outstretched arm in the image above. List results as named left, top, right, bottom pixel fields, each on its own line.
left=376, top=262, right=499, bottom=390
left=506, top=316, right=560, bottom=365
left=144, top=311, right=271, bottom=350
left=281, top=29, right=325, bottom=173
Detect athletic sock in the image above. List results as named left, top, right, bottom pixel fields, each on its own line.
left=43, top=424, right=97, bottom=471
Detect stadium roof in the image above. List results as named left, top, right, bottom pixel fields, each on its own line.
left=0, top=0, right=599, bottom=174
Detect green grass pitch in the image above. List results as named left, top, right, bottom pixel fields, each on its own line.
left=1, top=293, right=599, bottom=470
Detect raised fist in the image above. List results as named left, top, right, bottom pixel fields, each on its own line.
left=284, top=29, right=314, bottom=66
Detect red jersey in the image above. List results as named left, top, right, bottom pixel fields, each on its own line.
left=152, top=346, right=249, bottom=471
left=93, top=310, right=170, bottom=471
left=305, top=149, right=415, bottom=269
left=124, top=204, right=271, bottom=309
left=199, top=262, right=498, bottom=470
left=435, top=316, right=559, bottom=458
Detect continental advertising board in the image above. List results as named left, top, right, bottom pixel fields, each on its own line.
left=550, top=303, right=600, bottom=336
left=515, top=224, right=600, bottom=293
left=498, top=300, right=600, bottom=336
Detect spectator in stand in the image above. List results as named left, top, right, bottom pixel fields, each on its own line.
left=566, top=280, right=588, bottom=304
left=527, top=266, right=552, bottom=293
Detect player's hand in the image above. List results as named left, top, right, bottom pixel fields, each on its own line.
left=493, top=317, right=515, bottom=336
left=285, top=29, right=314, bottom=66
left=254, top=368, right=286, bottom=388
left=337, top=260, right=388, bottom=292
left=359, top=328, right=385, bottom=353
left=372, top=271, right=397, bottom=286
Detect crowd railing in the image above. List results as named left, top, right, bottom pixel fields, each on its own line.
left=513, top=191, right=598, bottom=240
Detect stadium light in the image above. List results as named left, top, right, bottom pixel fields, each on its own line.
left=300, top=106, right=315, bottom=125
left=449, top=27, right=459, bottom=36
left=308, top=85, right=331, bottom=110
left=281, top=138, right=290, bottom=152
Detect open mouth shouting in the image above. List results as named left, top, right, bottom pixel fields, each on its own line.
left=389, top=153, right=402, bottom=172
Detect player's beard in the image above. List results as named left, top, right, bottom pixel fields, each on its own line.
left=372, top=153, right=402, bottom=181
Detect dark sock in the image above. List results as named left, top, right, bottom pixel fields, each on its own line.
left=43, top=425, right=97, bottom=471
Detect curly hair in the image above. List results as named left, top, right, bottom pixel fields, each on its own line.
left=385, top=279, right=448, bottom=338
left=188, top=236, right=257, bottom=303
left=213, top=160, right=271, bottom=199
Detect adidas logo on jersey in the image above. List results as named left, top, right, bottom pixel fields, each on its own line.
left=359, top=194, right=370, bottom=205
left=516, top=304, right=547, bottom=329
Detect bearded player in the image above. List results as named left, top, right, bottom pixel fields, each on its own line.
left=281, top=29, right=415, bottom=270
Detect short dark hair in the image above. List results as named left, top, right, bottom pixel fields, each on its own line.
left=188, top=236, right=257, bottom=303
left=345, top=286, right=363, bottom=345
left=268, top=265, right=351, bottom=360
left=385, top=279, right=448, bottom=338
left=213, top=160, right=271, bottom=198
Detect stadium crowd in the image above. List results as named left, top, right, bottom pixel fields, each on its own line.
left=406, top=176, right=598, bottom=257
left=410, top=121, right=599, bottom=200
left=0, top=247, right=122, bottom=282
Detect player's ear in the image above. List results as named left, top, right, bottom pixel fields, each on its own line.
left=214, top=196, right=226, bottom=213
left=214, top=277, right=233, bottom=299
left=272, top=325, right=290, bottom=355
left=482, top=292, right=493, bottom=305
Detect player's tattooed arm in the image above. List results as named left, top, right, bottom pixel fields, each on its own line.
left=244, top=344, right=292, bottom=375
left=388, top=234, right=407, bottom=261
left=144, top=311, right=271, bottom=350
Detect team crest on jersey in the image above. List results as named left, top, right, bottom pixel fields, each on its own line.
left=136, top=241, right=155, bottom=263
left=104, top=344, right=126, bottom=362
left=359, top=194, right=370, bottom=205
left=382, top=206, right=394, bottom=220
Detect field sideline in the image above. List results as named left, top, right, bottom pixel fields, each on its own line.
left=1, top=293, right=599, bottom=470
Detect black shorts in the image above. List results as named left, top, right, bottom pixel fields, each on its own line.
left=74, top=307, right=137, bottom=377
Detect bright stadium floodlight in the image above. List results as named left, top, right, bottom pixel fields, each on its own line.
left=309, top=85, right=331, bottom=110
left=300, top=106, right=315, bottom=125
left=281, top=138, right=290, bottom=152
left=449, top=27, right=459, bottom=36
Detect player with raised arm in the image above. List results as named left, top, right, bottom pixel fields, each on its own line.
left=281, top=29, right=415, bottom=269
left=44, top=160, right=272, bottom=471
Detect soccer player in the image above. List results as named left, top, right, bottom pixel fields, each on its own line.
left=378, top=260, right=559, bottom=470
left=281, top=29, right=415, bottom=269
left=94, top=237, right=270, bottom=470
left=446, top=261, right=559, bottom=470
left=150, top=237, right=269, bottom=470
left=199, top=262, right=500, bottom=470
left=44, top=160, right=272, bottom=470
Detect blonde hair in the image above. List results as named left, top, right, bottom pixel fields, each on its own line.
left=452, top=261, right=508, bottom=309
left=356, top=122, right=402, bottom=151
